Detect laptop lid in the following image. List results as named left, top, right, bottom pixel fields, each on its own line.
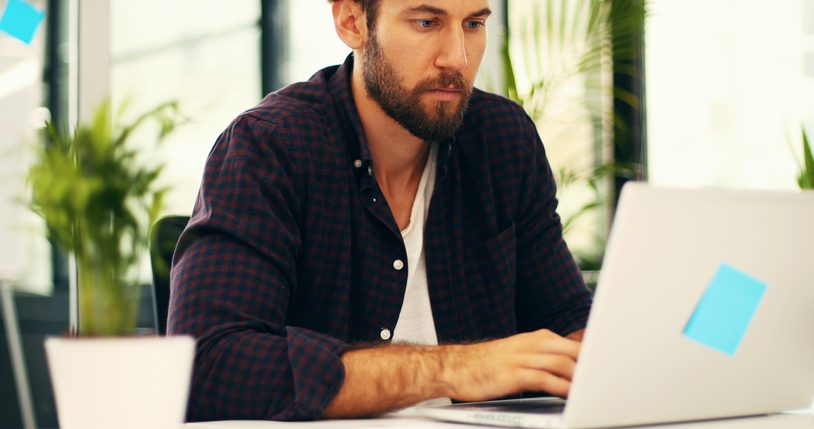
left=419, top=183, right=814, bottom=428
left=563, top=183, right=814, bottom=428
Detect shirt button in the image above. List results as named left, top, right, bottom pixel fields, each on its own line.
left=353, top=159, right=363, bottom=168
left=371, top=196, right=377, bottom=204
left=393, top=259, right=404, bottom=271
left=380, top=328, right=391, bottom=341
left=368, top=166, right=373, bottom=176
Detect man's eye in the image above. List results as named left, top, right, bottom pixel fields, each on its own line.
left=465, top=20, right=485, bottom=30
left=416, top=19, right=437, bottom=29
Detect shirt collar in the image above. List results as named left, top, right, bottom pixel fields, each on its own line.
left=328, top=54, right=373, bottom=168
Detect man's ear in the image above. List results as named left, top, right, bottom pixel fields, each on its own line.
left=332, top=0, right=368, bottom=50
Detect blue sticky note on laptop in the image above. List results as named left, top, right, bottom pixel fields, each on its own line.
left=0, top=0, right=45, bottom=45
left=684, top=263, right=766, bottom=356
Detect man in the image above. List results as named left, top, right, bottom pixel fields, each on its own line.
left=168, top=0, right=593, bottom=421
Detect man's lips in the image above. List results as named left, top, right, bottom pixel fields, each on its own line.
left=432, top=86, right=463, bottom=92
left=427, top=87, right=463, bottom=100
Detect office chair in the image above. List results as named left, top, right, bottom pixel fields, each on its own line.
left=149, top=216, right=189, bottom=335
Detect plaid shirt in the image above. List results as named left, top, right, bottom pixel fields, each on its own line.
left=168, top=54, right=592, bottom=422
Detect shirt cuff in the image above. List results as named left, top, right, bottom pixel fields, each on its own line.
left=550, top=297, right=593, bottom=338
left=284, top=326, right=349, bottom=419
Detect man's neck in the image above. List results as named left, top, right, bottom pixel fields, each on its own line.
left=351, top=62, right=430, bottom=185
left=351, top=62, right=431, bottom=230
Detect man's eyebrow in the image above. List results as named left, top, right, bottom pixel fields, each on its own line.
left=403, top=4, right=448, bottom=15
left=402, top=5, right=493, bottom=18
left=469, top=8, right=492, bottom=18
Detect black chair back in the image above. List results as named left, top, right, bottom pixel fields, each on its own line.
left=149, top=215, right=190, bottom=335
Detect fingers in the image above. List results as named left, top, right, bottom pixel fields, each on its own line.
left=517, top=329, right=582, bottom=360
left=537, top=338, right=581, bottom=361
left=446, top=331, right=582, bottom=402
left=518, top=369, right=572, bottom=398
left=517, top=354, right=577, bottom=380
left=507, top=330, right=580, bottom=396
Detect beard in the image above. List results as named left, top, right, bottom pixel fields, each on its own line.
left=362, top=32, right=473, bottom=142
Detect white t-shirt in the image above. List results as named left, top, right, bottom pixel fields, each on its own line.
left=391, top=144, right=451, bottom=406
left=392, top=143, right=438, bottom=346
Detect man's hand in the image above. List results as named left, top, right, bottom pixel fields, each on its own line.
left=323, top=329, right=581, bottom=418
left=442, top=329, right=580, bottom=401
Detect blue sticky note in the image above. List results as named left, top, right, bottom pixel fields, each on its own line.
left=0, top=0, right=45, bottom=45
left=683, top=263, right=766, bottom=356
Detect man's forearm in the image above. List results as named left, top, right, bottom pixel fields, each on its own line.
left=322, top=344, right=452, bottom=418
left=322, top=329, right=582, bottom=418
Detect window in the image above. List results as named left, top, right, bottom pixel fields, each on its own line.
left=1, top=2, right=63, bottom=427
left=110, top=0, right=263, bottom=216
left=3, top=4, right=266, bottom=425
left=0, top=0, right=51, bottom=295
left=646, top=0, right=811, bottom=190
left=284, top=0, right=349, bottom=84
left=505, top=0, right=615, bottom=267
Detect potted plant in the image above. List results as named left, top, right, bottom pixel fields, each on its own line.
left=27, top=99, right=195, bottom=429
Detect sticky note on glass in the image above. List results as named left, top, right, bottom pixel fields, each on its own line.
left=0, top=0, right=45, bottom=45
left=683, top=263, right=766, bottom=356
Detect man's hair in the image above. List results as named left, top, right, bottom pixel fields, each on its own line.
left=328, top=0, right=380, bottom=31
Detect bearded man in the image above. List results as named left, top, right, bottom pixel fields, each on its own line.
left=169, top=0, right=593, bottom=421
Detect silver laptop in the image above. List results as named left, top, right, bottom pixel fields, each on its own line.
left=419, top=183, right=814, bottom=428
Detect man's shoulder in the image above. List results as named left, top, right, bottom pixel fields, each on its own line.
left=458, top=89, right=539, bottom=159
left=465, top=88, right=534, bottom=132
left=239, top=65, right=341, bottom=133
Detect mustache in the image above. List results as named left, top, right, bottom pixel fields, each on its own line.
left=414, top=73, right=469, bottom=92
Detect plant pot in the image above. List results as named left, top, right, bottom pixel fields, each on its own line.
left=45, top=335, right=195, bottom=429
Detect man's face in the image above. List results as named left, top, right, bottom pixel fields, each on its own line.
left=361, top=0, right=491, bottom=142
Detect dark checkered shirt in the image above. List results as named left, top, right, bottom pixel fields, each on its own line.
left=168, top=54, right=593, bottom=422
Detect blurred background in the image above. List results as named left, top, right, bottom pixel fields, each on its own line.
left=1, top=0, right=812, bottom=427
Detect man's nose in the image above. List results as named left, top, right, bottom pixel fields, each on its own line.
left=435, top=27, right=468, bottom=72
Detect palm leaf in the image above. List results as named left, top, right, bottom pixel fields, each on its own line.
left=799, top=126, right=814, bottom=189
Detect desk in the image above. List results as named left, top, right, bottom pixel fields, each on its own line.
left=186, top=409, right=814, bottom=429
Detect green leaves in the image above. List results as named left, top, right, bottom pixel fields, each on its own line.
left=798, top=126, right=814, bottom=190
left=503, top=0, right=615, bottom=120
left=27, top=99, right=182, bottom=336
left=500, top=0, right=647, bottom=267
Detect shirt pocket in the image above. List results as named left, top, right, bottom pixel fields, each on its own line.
left=462, top=223, right=517, bottom=338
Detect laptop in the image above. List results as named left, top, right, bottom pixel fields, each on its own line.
left=419, top=183, right=814, bottom=428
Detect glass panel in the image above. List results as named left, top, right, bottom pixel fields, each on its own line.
left=646, top=0, right=811, bottom=189
left=284, top=0, right=350, bottom=84
left=111, top=27, right=262, bottom=216
left=505, top=0, right=613, bottom=266
left=111, top=0, right=260, bottom=59
left=0, top=0, right=52, bottom=295
left=110, top=1, right=262, bottom=286
left=0, top=2, right=64, bottom=427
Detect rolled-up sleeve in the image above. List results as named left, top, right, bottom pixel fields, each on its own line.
left=514, top=115, right=593, bottom=337
left=168, top=114, right=348, bottom=421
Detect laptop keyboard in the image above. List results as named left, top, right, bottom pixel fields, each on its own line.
left=457, top=399, right=566, bottom=414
